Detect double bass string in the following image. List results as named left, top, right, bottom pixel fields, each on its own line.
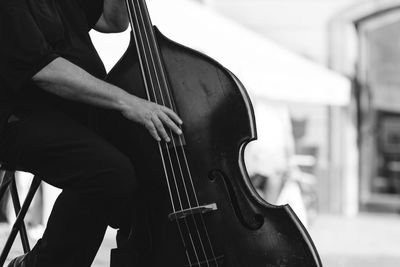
left=138, top=1, right=219, bottom=265
left=134, top=0, right=219, bottom=265
left=131, top=1, right=207, bottom=265
left=125, top=1, right=193, bottom=266
left=131, top=6, right=203, bottom=267
left=134, top=3, right=217, bottom=266
left=128, top=1, right=205, bottom=265
left=139, top=1, right=219, bottom=266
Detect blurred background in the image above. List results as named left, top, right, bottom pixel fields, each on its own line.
left=2, top=0, right=400, bottom=266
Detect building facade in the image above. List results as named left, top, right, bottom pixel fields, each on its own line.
left=330, top=0, right=400, bottom=212
left=203, top=0, right=400, bottom=214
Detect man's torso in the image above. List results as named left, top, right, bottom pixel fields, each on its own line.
left=0, top=0, right=106, bottom=129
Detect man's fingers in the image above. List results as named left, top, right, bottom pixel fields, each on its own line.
left=145, top=121, right=161, bottom=142
left=139, top=102, right=183, bottom=142
left=161, top=106, right=183, bottom=125
left=159, top=112, right=182, bottom=136
left=152, top=115, right=170, bottom=142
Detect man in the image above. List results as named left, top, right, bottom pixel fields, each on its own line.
left=0, top=0, right=182, bottom=266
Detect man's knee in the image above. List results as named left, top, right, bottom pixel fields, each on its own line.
left=105, top=153, right=137, bottom=199
left=96, top=151, right=137, bottom=228
left=81, top=146, right=137, bottom=202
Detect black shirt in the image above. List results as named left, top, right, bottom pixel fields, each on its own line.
left=0, top=0, right=106, bottom=130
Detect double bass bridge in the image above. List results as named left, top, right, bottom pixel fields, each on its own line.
left=168, top=203, right=218, bottom=221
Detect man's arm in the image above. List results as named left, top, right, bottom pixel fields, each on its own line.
left=94, top=0, right=129, bottom=33
left=33, top=57, right=182, bottom=142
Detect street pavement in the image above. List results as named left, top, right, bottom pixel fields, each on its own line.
left=309, top=213, right=400, bottom=267
left=1, top=213, right=400, bottom=267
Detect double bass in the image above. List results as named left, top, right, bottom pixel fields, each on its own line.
left=94, top=0, right=323, bottom=266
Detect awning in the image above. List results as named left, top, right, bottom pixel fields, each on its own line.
left=90, top=0, right=351, bottom=106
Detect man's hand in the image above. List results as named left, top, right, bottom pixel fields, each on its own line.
left=120, top=96, right=183, bottom=142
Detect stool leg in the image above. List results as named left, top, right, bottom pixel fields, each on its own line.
left=0, top=177, right=41, bottom=267
left=10, top=176, right=31, bottom=253
left=0, top=171, right=12, bottom=203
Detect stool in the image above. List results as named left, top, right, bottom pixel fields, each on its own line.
left=0, top=165, right=41, bottom=266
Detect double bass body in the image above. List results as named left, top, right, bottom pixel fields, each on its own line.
left=97, top=2, right=323, bottom=266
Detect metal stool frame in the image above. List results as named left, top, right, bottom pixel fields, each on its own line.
left=0, top=166, right=41, bottom=266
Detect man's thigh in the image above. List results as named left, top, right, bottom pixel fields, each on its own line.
left=0, top=109, right=134, bottom=190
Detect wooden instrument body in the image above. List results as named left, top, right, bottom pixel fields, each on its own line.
left=99, top=28, right=322, bottom=267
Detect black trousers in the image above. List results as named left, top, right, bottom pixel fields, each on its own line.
left=0, top=108, right=137, bottom=267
